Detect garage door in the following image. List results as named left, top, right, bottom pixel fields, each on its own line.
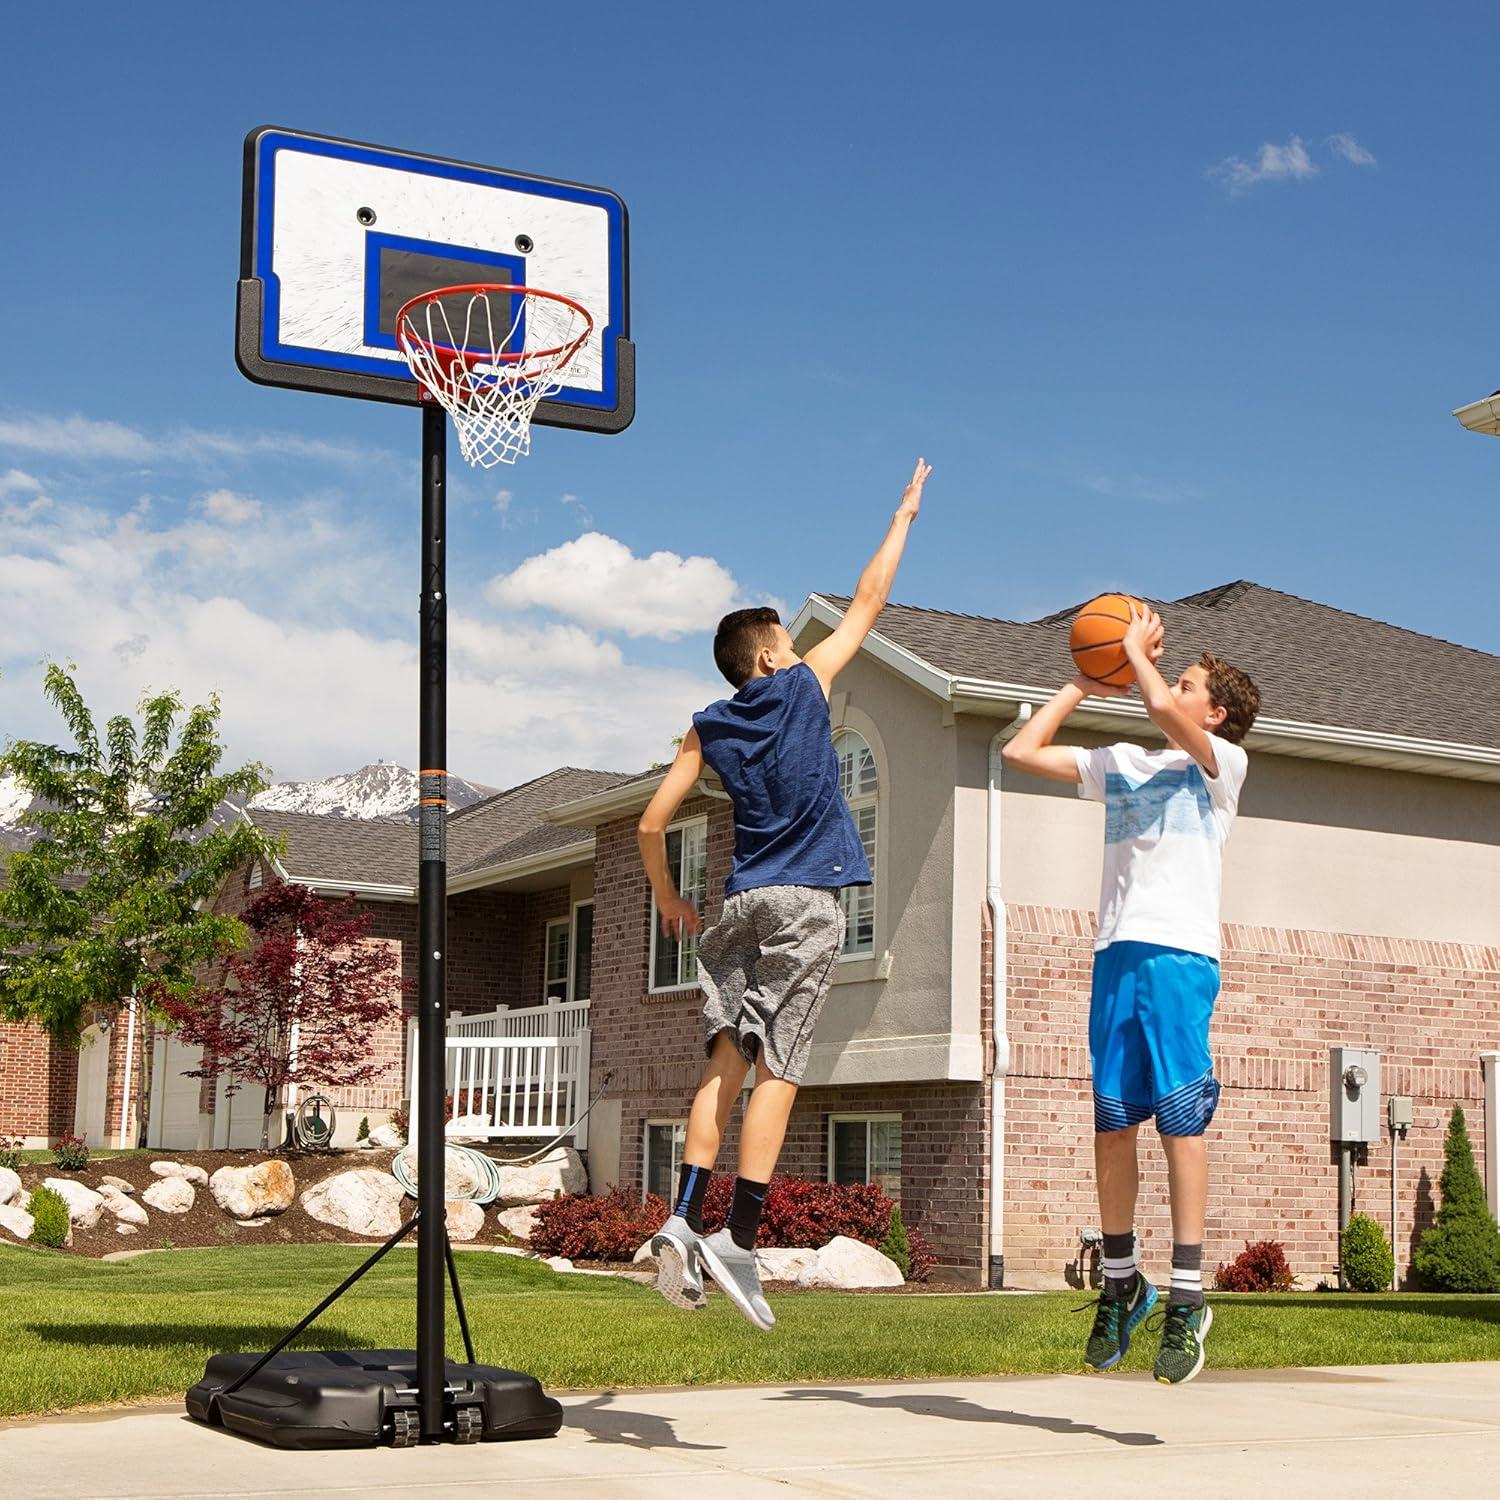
left=149, top=1033, right=207, bottom=1150
left=73, top=1024, right=111, bottom=1149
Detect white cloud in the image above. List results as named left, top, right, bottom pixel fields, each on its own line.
left=486, top=531, right=751, bottom=639
left=1207, top=135, right=1319, bottom=194
left=1, top=468, right=45, bottom=496
left=199, top=489, right=263, bottom=525
left=0, top=413, right=156, bottom=461
left=1327, top=132, right=1377, bottom=167
left=0, top=482, right=722, bottom=787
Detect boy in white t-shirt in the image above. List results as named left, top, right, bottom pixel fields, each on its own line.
left=1003, top=603, right=1260, bottom=1385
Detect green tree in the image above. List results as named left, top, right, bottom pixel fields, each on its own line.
left=0, top=664, right=278, bottom=1055
left=1412, top=1104, right=1500, bottom=1293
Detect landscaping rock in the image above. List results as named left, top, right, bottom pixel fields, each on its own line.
left=99, top=1187, right=148, bottom=1227
left=368, top=1123, right=405, bottom=1149
left=99, top=1175, right=136, bottom=1195
left=209, top=1161, right=295, bottom=1218
left=43, top=1177, right=105, bottom=1229
left=0, top=1166, right=23, bottom=1206
left=151, top=1161, right=210, bottom=1187
left=794, top=1235, right=904, bottom=1290
left=543, top=1255, right=575, bottom=1273
left=445, top=1200, right=486, bottom=1242
left=496, top=1205, right=541, bottom=1242
left=632, top=1240, right=655, bottom=1265
left=0, top=1204, right=34, bottom=1241
left=301, top=1170, right=407, bottom=1238
left=756, top=1247, right=820, bottom=1282
left=493, top=1148, right=586, bottom=1205
left=115, top=1223, right=139, bottom=1237
left=445, top=1113, right=491, bottom=1144
left=396, top=1145, right=484, bottom=1199
left=142, top=1176, right=195, bottom=1214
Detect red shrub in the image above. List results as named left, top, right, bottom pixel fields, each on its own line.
left=1214, top=1239, right=1295, bottom=1292
left=531, top=1188, right=669, bottom=1260
left=531, top=1174, right=936, bottom=1280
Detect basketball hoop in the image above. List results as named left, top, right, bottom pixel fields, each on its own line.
left=395, top=284, right=595, bottom=467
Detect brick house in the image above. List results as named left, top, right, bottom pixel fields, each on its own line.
left=6, top=581, right=1498, bottom=1290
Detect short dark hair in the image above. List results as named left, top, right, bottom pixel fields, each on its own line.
left=1199, top=652, right=1260, bottom=744
left=713, top=607, right=782, bottom=688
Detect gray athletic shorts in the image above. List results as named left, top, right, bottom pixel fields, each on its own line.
left=697, top=884, right=845, bottom=1085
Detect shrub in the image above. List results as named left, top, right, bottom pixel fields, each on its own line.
left=1413, top=1105, right=1500, bottom=1293
left=881, top=1203, right=912, bottom=1279
left=390, top=1103, right=408, bottom=1139
left=357, top=1116, right=370, bottom=1141
left=51, top=1133, right=88, bottom=1171
left=1213, top=1239, right=1295, bottom=1292
left=1341, top=1213, right=1395, bottom=1292
left=531, top=1188, right=668, bottom=1260
left=28, top=1186, right=70, bottom=1248
left=0, top=1136, right=22, bottom=1171
left=532, top=1176, right=937, bottom=1280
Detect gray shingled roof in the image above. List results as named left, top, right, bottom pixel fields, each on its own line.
left=251, top=767, right=633, bottom=890
left=823, top=581, right=1500, bottom=749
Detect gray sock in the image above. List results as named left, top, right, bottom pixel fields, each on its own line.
left=1170, top=1243, right=1204, bottom=1308
left=1101, top=1230, right=1136, bottom=1297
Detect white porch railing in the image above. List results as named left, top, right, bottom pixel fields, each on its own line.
left=407, top=997, right=593, bottom=1149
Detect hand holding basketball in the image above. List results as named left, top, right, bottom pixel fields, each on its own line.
left=1069, top=593, right=1144, bottom=688
left=1122, top=602, right=1165, bottom=666
left=898, top=457, right=933, bottom=519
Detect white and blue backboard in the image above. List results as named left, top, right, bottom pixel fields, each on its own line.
left=237, top=127, right=633, bottom=433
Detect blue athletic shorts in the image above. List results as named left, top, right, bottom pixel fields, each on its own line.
left=1089, top=940, right=1221, bottom=1136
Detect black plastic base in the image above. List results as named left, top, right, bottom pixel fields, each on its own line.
left=187, top=1349, right=564, bottom=1450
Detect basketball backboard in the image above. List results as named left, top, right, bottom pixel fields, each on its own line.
left=237, top=126, right=633, bottom=433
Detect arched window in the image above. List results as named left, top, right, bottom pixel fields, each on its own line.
left=834, top=730, right=877, bottom=956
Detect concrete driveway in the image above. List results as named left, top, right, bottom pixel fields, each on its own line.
left=3, top=1362, right=1497, bottom=1498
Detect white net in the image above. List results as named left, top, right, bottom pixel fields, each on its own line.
left=395, top=286, right=594, bottom=468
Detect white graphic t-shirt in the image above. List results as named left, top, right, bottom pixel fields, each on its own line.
left=1073, top=738, right=1249, bottom=959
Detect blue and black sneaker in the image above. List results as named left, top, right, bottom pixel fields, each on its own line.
left=1151, top=1301, right=1213, bottom=1385
left=1079, top=1273, right=1159, bottom=1371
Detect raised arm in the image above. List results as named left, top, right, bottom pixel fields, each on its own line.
left=1121, top=605, right=1220, bottom=777
left=637, top=728, right=707, bottom=941
left=803, top=458, right=932, bottom=696
left=1000, top=679, right=1100, bottom=782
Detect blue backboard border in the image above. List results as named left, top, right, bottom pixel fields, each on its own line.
left=236, top=125, right=634, bottom=434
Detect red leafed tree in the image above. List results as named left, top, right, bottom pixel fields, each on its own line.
left=158, top=881, right=406, bottom=1148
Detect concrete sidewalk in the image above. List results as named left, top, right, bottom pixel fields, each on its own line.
left=3, top=1363, right=1497, bottom=1499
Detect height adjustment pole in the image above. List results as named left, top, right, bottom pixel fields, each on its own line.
left=416, top=403, right=449, bottom=1439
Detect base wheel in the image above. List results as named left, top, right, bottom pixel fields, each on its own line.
left=389, top=1407, right=421, bottom=1447
left=453, top=1405, right=483, bottom=1444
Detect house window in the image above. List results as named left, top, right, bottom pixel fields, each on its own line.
left=644, top=1120, right=687, bottom=1200
left=544, top=918, right=571, bottom=1001
left=829, top=1114, right=902, bottom=1200
left=571, top=902, right=594, bottom=1002
left=248, top=860, right=263, bottom=891
left=834, top=730, right=877, bottom=956
left=650, top=819, right=707, bottom=991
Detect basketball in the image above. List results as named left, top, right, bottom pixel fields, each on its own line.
left=1069, top=593, right=1141, bottom=686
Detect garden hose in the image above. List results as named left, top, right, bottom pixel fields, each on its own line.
left=291, top=1094, right=336, bottom=1150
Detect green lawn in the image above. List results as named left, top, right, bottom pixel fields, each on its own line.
left=7, top=1148, right=157, bottom=1166
left=2, top=1243, right=1498, bottom=1419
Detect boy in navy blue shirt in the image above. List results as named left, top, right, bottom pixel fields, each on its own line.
left=637, top=458, right=931, bottom=1328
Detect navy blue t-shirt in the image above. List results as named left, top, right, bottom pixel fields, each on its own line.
left=693, top=662, right=873, bottom=897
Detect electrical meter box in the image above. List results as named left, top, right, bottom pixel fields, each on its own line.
left=1330, top=1046, right=1381, bottom=1142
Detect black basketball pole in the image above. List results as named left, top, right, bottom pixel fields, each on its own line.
left=416, top=402, right=449, bottom=1439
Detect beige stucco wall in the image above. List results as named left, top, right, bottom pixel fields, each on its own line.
left=988, top=722, right=1500, bottom=946
left=796, top=643, right=982, bottom=1086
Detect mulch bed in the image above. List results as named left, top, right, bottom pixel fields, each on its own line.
left=10, top=1149, right=523, bottom=1260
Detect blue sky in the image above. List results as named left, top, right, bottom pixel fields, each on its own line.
left=2, top=3, right=1496, bottom=786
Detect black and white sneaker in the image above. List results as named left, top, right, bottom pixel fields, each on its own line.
left=649, top=1215, right=706, bottom=1311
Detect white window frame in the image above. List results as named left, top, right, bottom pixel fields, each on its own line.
left=833, top=730, right=878, bottom=959
left=570, top=898, right=594, bottom=1004
left=648, top=816, right=708, bottom=994
left=642, top=1117, right=688, bottom=1201
left=827, top=1112, right=902, bottom=1199
left=248, top=860, right=263, bottom=891
left=543, top=916, right=572, bottom=1002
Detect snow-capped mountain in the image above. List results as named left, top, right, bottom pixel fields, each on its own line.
left=248, top=762, right=495, bottom=821
left=0, top=764, right=496, bottom=852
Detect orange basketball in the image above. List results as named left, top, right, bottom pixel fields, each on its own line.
left=1069, top=593, right=1141, bottom=687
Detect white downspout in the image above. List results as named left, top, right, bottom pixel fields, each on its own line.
left=987, top=705, right=1031, bottom=1289
left=117, top=991, right=137, bottom=1149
